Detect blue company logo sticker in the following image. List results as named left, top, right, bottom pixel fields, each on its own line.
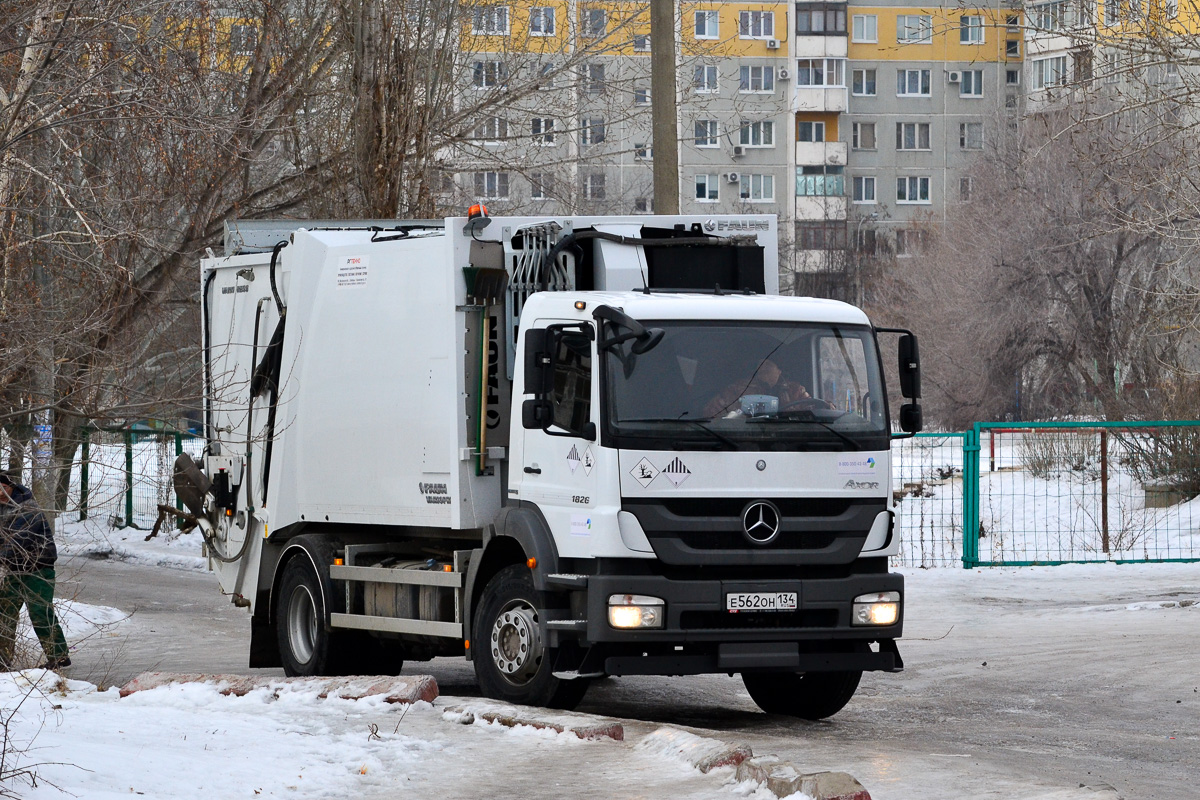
left=837, top=457, right=878, bottom=476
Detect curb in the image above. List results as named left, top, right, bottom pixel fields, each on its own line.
left=118, top=672, right=439, bottom=705
left=442, top=702, right=624, bottom=740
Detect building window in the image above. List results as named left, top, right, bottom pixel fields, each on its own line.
left=582, top=8, right=607, bottom=38
left=694, top=64, right=719, bottom=93
left=738, top=119, right=775, bottom=147
left=1007, top=14, right=1021, bottom=31
left=897, top=69, right=931, bottom=96
left=796, top=165, right=844, bottom=196
left=959, top=15, right=984, bottom=43
left=1006, top=39, right=1020, bottom=58
left=580, top=117, right=606, bottom=145
left=536, top=61, right=556, bottom=89
left=796, top=221, right=848, bottom=250
left=852, top=176, right=876, bottom=203
left=530, top=172, right=550, bottom=199
left=634, top=197, right=653, bottom=213
left=1006, top=69, right=1021, bottom=85
left=529, top=7, right=555, bottom=35
left=230, top=24, right=257, bottom=55
left=961, top=69, right=984, bottom=97
left=1032, top=1, right=1067, bottom=31
left=584, top=172, right=606, bottom=200
left=474, top=115, right=509, bottom=141
left=474, top=171, right=510, bottom=199
left=695, top=174, right=719, bottom=202
left=1167, top=0, right=1179, bottom=17
left=634, top=85, right=650, bottom=105
left=897, top=176, right=931, bottom=204
left=740, top=65, right=775, bottom=92
left=584, top=62, right=606, bottom=95
left=797, top=4, right=848, bottom=35
left=695, top=10, right=719, bottom=38
left=1032, top=55, right=1067, bottom=89
left=694, top=119, right=719, bottom=147
left=959, top=122, right=983, bottom=149
left=851, top=14, right=877, bottom=42
left=1005, top=92, right=1019, bottom=109
left=740, top=173, right=775, bottom=201
left=739, top=10, right=775, bottom=38
left=472, top=60, right=508, bottom=88
left=633, top=34, right=650, bottom=52
left=796, top=59, right=846, bottom=87
left=797, top=121, right=825, bottom=142
left=897, top=14, right=932, bottom=42
left=531, top=117, right=555, bottom=145
left=896, top=122, right=930, bottom=150
left=852, top=121, right=876, bottom=149
left=960, top=177, right=973, bottom=202
left=896, top=229, right=926, bottom=255
left=634, top=142, right=652, bottom=160
left=852, top=68, right=877, bottom=95
left=472, top=6, right=510, bottom=35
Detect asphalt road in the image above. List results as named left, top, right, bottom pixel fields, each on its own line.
left=59, top=555, right=1197, bottom=800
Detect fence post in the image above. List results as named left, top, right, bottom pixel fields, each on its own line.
left=1100, top=429, right=1110, bottom=554
left=123, top=429, right=134, bottom=528
left=174, top=432, right=184, bottom=530
left=962, top=426, right=982, bottom=568
left=80, top=428, right=90, bottom=521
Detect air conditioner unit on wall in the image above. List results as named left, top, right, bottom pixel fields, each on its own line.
left=732, top=145, right=745, bottom=157
left=766, top=38, right=781, bottom=49
left=778, top=67, right=791, bottom=80
left=725, top=172, right=741, bottom=183
left=947, top=70, right=962, bottom=83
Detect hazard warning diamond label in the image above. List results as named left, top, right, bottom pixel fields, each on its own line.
left=629, top=457, right=659, bottom=488
left=662, top=456, right=692, bottom=488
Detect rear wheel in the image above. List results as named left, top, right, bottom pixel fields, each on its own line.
left=742, top=670, right=862, bottom=720
left=276, top=556, right=345, bottom=676
left=472, top=564, right=589, bottom=709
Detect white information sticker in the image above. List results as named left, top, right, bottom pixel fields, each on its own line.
left=570, top=514, right=592, bottom=536
left=336, top=255, right=369, bottom=289
left=836, top=457, right=878, bottom=476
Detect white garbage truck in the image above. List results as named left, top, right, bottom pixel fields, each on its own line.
left=181, top=213, right=922, bottom=717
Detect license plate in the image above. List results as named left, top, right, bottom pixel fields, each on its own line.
left=726, top=592, right=797, bottom=613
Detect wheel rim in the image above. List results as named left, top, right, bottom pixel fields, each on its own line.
left=489, top=599, right=543, bottom=686
left=286, top=583, right=318, bottom=665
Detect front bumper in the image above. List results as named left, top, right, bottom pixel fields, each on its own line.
left=548, top=569, right=904, bottom=676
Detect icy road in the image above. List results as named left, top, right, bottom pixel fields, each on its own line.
left=2, top=523, right=1194, bottom=800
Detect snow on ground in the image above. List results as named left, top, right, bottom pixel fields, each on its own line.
left=56, top=517, right=208, bottom=572
left=0, top=668, right=784, bottom=800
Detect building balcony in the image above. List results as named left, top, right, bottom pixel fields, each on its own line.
left=792, top=36, right=847, bottom=59
left=791, top=86, right=847, bottom=113
left=795, top=141, right=847, bottom=167
left=795, top=195, right=847, bottom=220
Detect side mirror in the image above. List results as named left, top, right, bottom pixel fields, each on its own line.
left=898, top=333, right=921, bottom=400
left=899, top=402, right=923, bottom=433
left=523, top=329, right=555, bottom=396
left=522, top=398, right=554, bottom=430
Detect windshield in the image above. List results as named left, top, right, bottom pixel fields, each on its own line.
left=604, top=320, right=888, bottom=451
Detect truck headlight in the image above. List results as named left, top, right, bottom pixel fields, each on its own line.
left=607, top=594, right=665, bottom=629
left=852, top=591, right=900, bottom=626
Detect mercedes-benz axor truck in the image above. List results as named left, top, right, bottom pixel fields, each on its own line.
left=180, top=213, right=922, bottom=718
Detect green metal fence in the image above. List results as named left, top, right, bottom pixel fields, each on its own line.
left=73, top=429, right=203, bottom=530
left=892, top=421, right=1200, bottom=568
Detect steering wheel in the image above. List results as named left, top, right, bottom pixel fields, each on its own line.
left=781, top=397, right=835, bottom=412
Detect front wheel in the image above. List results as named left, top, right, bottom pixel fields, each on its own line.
left=742, top=670, right=862, bottom=720
left=472, top=564, right=589, bottom=709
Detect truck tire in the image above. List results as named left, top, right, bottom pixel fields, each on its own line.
left=276, top=556, right=344, bottom=676
left=742, top=670, right=862, bottom=720
left=472, top=564, right=589, bottom=709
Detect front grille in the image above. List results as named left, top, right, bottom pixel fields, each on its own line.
left=679, top=609, right=838, bottom=630
left=676, top=531, right=838, bottom=551
left=647, top=497, right=855, bottom=518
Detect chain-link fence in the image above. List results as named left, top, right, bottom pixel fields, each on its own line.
left=892, top=433, right=966, bottom=568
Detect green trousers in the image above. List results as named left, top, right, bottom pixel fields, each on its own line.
left=0, top=567, right=69, bottom=668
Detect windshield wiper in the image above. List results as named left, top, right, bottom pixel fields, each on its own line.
left=620, top=418, right=739, bottom=450
left=749, top=415, right=862, bottom=450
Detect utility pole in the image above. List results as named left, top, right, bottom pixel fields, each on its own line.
left=650, top=0, right=679, bottom=213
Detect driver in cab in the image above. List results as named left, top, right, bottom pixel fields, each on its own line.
left=703, top=358, right=814, bottom=418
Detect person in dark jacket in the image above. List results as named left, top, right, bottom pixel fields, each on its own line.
left=0, top=474, right=70, bottom=670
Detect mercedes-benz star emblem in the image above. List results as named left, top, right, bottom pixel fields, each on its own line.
left=742, top=500, right=781, bottom=545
